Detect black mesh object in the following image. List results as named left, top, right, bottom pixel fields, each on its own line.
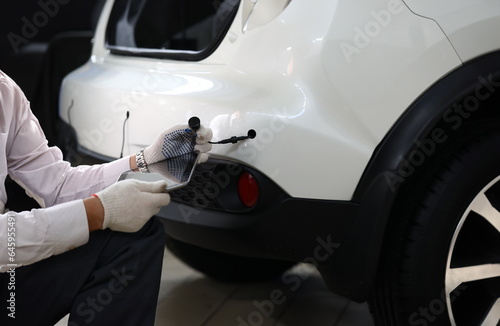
left=146, top=152, right=198, bottom=185
left=169, top=160, right=221, bottom=211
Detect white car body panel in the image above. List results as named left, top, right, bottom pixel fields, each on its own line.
left=403, top=0, right=500, bottom=61
left=60, top=0, right=462, bottom=201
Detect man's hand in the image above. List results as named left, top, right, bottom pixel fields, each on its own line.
left=142, top=124, right=212, bottom=167
left=89, top=180, right=170, bottom=233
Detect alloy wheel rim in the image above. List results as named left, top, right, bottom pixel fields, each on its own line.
left=445, top=175, right=500, bottom=326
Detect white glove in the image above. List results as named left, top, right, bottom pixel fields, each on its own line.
left=95, top=179, right=170, bottom=232
left=142, top=124, right=212, bottom=165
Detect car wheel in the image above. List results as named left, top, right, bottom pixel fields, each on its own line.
left=165, top=234, right=295, bottom=282
left=369, top=126, right=500, bottom=326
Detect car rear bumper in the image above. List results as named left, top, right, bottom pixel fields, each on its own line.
left=157, top=157, right=358, bottom=263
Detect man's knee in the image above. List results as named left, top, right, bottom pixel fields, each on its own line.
left=141, top=217, right=166, bottom=245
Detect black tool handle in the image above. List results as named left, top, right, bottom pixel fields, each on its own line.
left=209, top=129, right=257, bottom=144
left=188, top=116, right=201, bottom=131
left=190, top=116, right=257, bottom=144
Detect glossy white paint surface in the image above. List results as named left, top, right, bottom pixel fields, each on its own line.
left=403, top=0, right=500, bottom=62
left=60, top=0, right=462, bottom=200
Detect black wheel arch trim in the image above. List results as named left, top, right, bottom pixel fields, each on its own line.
left=323, top=50, right=500, bottom=302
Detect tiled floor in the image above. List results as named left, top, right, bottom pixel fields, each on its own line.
left=56, top=249, right=374, bottom=326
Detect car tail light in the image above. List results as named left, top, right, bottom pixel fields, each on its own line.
left=238, top=172, right=259, bottom=207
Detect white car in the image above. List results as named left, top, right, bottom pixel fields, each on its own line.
left=58, top=0, right=500, bottom=325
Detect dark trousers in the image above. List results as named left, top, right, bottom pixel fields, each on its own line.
left=0, top=217, right=166, bottom=326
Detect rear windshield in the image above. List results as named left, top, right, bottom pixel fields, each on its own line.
left=106, top=0, right=240, bottom=60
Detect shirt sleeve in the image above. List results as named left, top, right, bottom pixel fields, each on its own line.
left=4, top=72, right=130, bottom=207
left=0, top=200, right=89, bottom=273
left=0, top=71, right=131, bottom=272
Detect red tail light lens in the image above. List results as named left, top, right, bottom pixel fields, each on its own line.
left=238, top=172, right=259, bottom=208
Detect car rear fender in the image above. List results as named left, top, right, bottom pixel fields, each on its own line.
left=320, top=51, right=500, bottom=302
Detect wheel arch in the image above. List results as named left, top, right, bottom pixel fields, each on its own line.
left=319, top=50, right=500, bottom=302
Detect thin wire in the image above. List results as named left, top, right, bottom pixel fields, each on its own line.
left=120, top=111, right=130, bottom=158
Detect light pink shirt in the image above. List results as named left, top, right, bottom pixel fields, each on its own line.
left=0, top=71, right=130, bottom=272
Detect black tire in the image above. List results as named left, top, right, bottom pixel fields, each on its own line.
left=369, top=126, right=500, bottom=326
left=165, top=235, right=295, bottom=282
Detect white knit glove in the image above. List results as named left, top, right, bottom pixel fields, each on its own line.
left=142, top=124, right=212, bottom=166
left=95, top=179, right=170, bottom=232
